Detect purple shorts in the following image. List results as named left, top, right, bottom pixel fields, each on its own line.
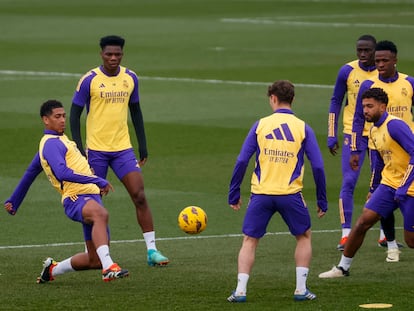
left=366, top=184, right=414, bottom=232
left=87, top=148, right=141, bottom=180
left=63, top=194, right=110, bottom=241
left=242, top=193, right=311, bottom=238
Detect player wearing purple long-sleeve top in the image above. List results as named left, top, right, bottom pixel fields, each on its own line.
left=327, top=35, right=377, bottom=250
left=4, top=100, right=128, bottom=283
left=320, top=87, right=414, bottom=279
left=227, top=80, right=327, bottom=303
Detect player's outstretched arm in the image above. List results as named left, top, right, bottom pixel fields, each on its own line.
left=4, top=152, right=43, bottom=215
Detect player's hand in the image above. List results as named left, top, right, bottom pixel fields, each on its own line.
left=317, top=207, right=326, bottom=218
left=4, top=202, right=16, bottom=215
left=329, top=142, right=340, bottom=156
left=230, top=199, right=242, bottom=211
left=100, top=182, right=114, bottom=196
left=139, top=157, right=147, bottom=167
left=350, top=154, right=360, bottom=171
left=366, top=192, right=372, bottom=202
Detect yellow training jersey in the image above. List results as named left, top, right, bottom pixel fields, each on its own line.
left=341, top=60, right=378, bottom=136
left=370, top=115, right=414, bottom=196
left=370, top=74, right=414, bottom=129
left=251, top=112, right=306, bottom=195
left=39, top=133, right=101, bottom=201
left=73, top=66, right=139, bottom=152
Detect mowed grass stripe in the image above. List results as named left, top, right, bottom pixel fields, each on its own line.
left=0, top=69, right=334, bottom=89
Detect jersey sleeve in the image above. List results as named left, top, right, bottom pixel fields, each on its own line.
left=126, top=69, right=140, bottom=104
left=351, top=80, right=374, bottom=152
left=406, top=76, right=414, bottom=106
left=388, top=119, right=414, bottom=198
left=328, top=64, right=353, bottom=147
left=228, top=121, right=259, bottom=205
left=43, top=138, right=108, bottom=188
left=304, top=124, right=328, bottom=212
left=72, top=71, right=95, bottom=108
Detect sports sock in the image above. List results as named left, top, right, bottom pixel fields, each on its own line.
left=52, top=258, right=75, bottom=276
left=379, top=228, right=385, bottom=240
left=143, top=231, right=157, bottom=251
left=235, top=273, right=249, bottom=296
left=295, top=267, right=309, bottom=292
left=96, top=245, right=114, bottom=270
left=387, top=240, right=398, bottom=250
left=339, top=254, right=353, bottom=271
left=342, top=228, right=351, bottom=238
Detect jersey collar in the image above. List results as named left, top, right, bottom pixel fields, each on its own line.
left=378, top=72, right=399, bottom=83
left=99, top=65, right=121, bottom=77
left=358, top=61, right=376, bottom=72
left=44, top=129, right=63, bottom=136
left=374, top=112, right=389, bottom=127
left=274, top=108, right=294, bottom=114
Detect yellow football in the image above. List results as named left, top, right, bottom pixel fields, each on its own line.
left=178, top=206, right=208, bottom=234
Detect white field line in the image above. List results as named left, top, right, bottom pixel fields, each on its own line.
left=0, top=229, right=326, bottom=250
left=0, top=227, right=402, bottom=250
left=221, top=18, right=414, bottom=29
left=0, top=69, right=333, bottom=89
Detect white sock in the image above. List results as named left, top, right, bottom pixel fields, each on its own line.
left=387, top=240, right=398, bottom=250
left=379, top=229, right=385, bottom=240
left=143, top=231, right=157, bottom=251
left=295, top=267, right=309, bottom=293
left=96, top=245, right=114, bottom=270
left=52, top=258, right=75, bottom=276
left=342, top=228, right=351, bottom=238
left=339, top=254, right=353, bottom=271
left=235, top=273, right=249, bottom=296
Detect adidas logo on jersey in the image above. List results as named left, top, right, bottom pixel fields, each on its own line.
left=265, top=123, right=294, bottom=142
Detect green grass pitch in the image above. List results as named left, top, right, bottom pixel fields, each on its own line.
left=1, top=0, right=414, bottom=310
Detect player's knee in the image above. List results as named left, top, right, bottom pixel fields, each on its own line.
left=94, top=207, right=109, bottom=222
left=131, top=189, right=147, bottom=207
left=353, top=219, right=371, bottom=233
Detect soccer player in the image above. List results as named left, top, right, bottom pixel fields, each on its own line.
left=327, top=34, right=377, bottom=250
left=319, top=88, right=414, bottom=279
left=227, top=80, right=328, bottom=302
left=350, top=40, right=414, bottom=261
left=70, top=35, right=169, bottom=266
left=4, top=100, right=129, bottom=283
